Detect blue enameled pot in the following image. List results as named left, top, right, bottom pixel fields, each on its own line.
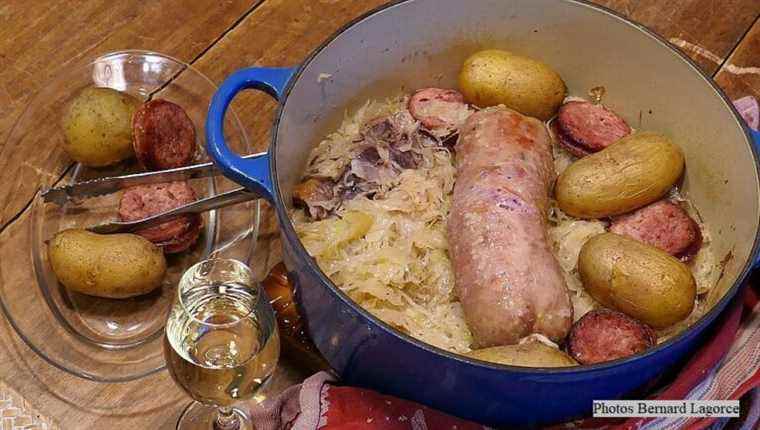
left=205, top=0, right=760, bottom=426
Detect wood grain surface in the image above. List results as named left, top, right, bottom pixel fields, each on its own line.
left=0, top=1, right=758, bottom=428
left=597, top=0, right=759, bottom=74
left=716, top=18, right=760, bottom=100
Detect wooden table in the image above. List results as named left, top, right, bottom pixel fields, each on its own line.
left=0, top=1, right=758, bottom=427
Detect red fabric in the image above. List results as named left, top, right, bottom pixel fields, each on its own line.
left=319, top=386, right=487, bottom=430
left=744, top=285, right=758, bottom=309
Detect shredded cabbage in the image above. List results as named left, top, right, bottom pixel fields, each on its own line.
left=547, top=206, right=606, bottom=321
left=294, top=96, right=472, bottom=352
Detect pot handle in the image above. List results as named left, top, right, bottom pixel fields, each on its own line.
left=206, top=67, right=296, bottom=202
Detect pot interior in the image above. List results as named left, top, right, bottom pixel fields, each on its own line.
left=274, top=0, right=758, bottom=325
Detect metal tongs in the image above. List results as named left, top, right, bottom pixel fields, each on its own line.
left=40, top=153, right=264, bottom=234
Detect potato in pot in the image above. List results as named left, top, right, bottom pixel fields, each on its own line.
left=578, top=232, right=696, bottom=328
left=465, top=340, right=578, bottom=367
left=555, top=132, right=685, bottom=219
left=459, top=49, right=566, bottom=120
left=48, top=229, right=166, bottom=299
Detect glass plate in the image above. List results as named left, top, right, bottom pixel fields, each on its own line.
left=0, top=51, right=259, bottom=382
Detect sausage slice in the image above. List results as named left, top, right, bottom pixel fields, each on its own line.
left=551, top=121, right=590, bottom=158
left=554, top=100, right=630, bottom=156
left=609, top=199, right=701, bottom=260
left=408, top=88, right=472, bottom=133
left=132, top=99, right=196, bottom=170
left=161, top=213, right=202, bottom=254
left=567, top=309, right=656, bottom=365
left=118, top=181, right=201, bottom=253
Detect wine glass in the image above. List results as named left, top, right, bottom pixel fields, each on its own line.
left=164, top=258, right=280, bottom=430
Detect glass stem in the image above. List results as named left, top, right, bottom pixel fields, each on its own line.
left=214, top=406, right=240, bottom=430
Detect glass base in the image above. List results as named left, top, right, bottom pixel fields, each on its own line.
left=177, top=402, right=253, bottom=430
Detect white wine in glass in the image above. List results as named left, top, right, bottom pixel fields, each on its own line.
left=164, top=258, right=280, bottom=430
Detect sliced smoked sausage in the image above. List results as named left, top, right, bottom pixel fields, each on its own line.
left=554, top=100, right=630, bottom=157
left=132, top=99, right=196, bottom=170
left=161, top=214, right=202, bottom=254
left=408, top=88, right=472, bottom=135
left=118, top=181, right=201, bottom=253
left=448, top=106, right=573, bottom=347
left=609, top=199, right=701, bottom=260
left=567, top=309, right=656, bottom=365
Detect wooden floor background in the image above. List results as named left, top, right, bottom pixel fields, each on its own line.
left=0, top=1, right=758, bottom=428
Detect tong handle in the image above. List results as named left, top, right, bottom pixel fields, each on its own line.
left=41, top=152, right=267, bottom=205
left=88, top=187, right=255, bottom=234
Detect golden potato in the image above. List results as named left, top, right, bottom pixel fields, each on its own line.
left=578, top=233, right=696, bottom=328
left=458, top=49, right=566, bottom=120
left=465, top=340, right=578, bottom=367
left=48, top=229, right=166, bottom=299
left=556, top=132, right=685, bottom=218
left=62, top=87, right=141, bottom=167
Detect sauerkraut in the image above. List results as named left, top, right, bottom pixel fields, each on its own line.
left=293, top=96, right=472, bottom=353
left=293, top=95, right=718, bottom=353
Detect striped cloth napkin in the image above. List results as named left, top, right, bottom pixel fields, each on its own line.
left=735, top=96, right=759, bottom=130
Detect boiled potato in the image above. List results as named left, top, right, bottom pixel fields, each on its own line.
left=556, top=132, right=684, bottom=218
left=62, top=87, right=141, bottom=167
left=578, top=233, right=696, bottom=328
left=48, top=229, right=166, bottom=299
left=459, top=49, right=566, bottom=120
left=465, top=340, right=578, bottom=367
